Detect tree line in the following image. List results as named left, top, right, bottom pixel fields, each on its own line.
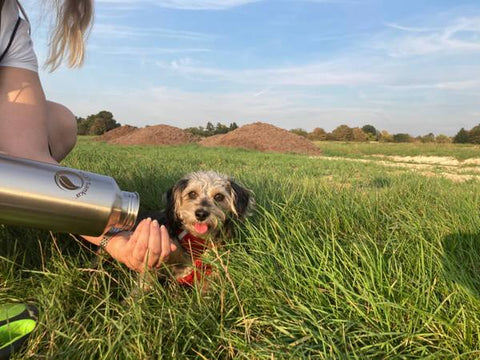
left=76, top=112, right=240, bottom=138
left=184, top=122, right=239, bottom=137
left=77, top=110, right=479, bottom=144
left=290, top=124, right=474, bottom=144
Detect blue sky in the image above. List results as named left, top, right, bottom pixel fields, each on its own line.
left=25, top=0, right=480, bottom=135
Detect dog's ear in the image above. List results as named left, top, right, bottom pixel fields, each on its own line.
left=165, top=178, right=189, bottom=231
left=230, top=179, right=255, bottom=221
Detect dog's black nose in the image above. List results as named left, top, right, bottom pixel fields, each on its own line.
left=195, top=209, right=210, bottom=221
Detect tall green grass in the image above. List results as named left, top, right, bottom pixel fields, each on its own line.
left=1, top=140, right=480, bottom=359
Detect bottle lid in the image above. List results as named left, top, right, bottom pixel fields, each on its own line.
left=117, top=191, right=140, bottom=231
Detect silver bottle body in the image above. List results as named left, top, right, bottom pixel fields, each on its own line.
left=0, top=154, right=139, bottom=236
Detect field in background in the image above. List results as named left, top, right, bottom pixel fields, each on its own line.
left=316, top=141, right=480, bottom=160
left=1, top=139, right=480, bottom=359
left=316, top=141, right=480, bottom=183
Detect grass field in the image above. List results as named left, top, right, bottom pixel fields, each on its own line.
left=1, top=139, right=480, bottom=359
left=315, top=141, right=480, bottom=161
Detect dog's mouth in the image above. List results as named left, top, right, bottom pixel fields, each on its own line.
left=194, top=222, right=209, bottom=235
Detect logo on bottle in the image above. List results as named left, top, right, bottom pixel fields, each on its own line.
left=54, top=171, right=85, bottom=191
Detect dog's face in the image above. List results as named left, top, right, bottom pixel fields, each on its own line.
left=165, top=171, right=254, bottom=239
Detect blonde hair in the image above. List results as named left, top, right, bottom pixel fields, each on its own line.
left=46, top=0, right=94, bottom=71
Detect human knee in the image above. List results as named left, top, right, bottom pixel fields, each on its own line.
left=46, top=101, right=77, bottom=159
left=61, top=104, right=77, bottom=150
left=49, top=101, right=77, bottom=139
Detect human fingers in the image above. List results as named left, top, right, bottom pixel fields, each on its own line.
left=147, top=219, right=162, bottom=268
left=155, top=225, right=175, bottom=269
left=122, top=219, right=146, bottom=271
left=159, top=225, right=172, bottom=263
left=132, top=218, right=151, bottom=271
left=122, top=221, right=143, bottom=270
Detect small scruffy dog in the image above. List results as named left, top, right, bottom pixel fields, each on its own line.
left=141, top=171, right=254, bottom=287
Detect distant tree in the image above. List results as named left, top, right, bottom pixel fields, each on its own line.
left=76, top=111, right=120, bottom=135
left=290, top=128, right=308, bottom=137
left=76, top=116, right=90, bottom=135
left=88, top=111, right=120, bottom=135
left=453, top=128, right=470, bottom=143
left=393, top=133, right=413, bottom=143
left=435, top=134, right=452, bottom=144
left=205, top=122, right=215, bottom=136
left=352, top=127, right=368, bottom=142
left=215, top=122, right=230, bottom=134
left=89, top=119, right=104, bottom=135
left=361, top=124, right=377, bottom=139
left=378, top=130, right=394, bottom=143
left=469, top=124, right=480, bottom=144
left=420, top=133, right=435, bottom=143
left=185, top=126, right=205, bottom=136
left=307, top=127, right=327, bottom=141
left=330, top=125, right=354, bottom=141
left=229, top=122, right=239, bottom=131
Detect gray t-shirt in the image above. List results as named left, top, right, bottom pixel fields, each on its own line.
left=0, top=0, right=38, bottom=72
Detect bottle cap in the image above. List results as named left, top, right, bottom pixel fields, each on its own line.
left=116, top=191, right=140, bottom=231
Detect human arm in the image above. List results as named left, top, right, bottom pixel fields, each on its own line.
left=0, top=67, right=178, bottom=272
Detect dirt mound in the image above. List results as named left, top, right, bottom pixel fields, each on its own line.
left=96, top=125, right=138, bottom=141
left=109, top=124, right=198, bottom=145
left=199, top=122, right=322, bottom=155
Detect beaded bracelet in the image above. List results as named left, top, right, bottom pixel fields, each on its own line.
left=99, top=227, right=122, bottom=250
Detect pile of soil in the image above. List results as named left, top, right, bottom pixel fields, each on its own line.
left=109, top=124, right=198, bottom=145
left=199, top=122, right=322, bottom=155
left=96, top=125, right=138, bottom=142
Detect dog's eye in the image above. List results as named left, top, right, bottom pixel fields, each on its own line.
left=188, top=191, right=198, bottom=200
left=214, top=193, right=225, bottom=202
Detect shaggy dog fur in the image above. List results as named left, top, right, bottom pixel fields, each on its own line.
left=138, top=171, right=254, bottom=287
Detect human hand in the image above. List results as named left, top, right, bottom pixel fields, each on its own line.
left=105, top=218, right=178, bottom=272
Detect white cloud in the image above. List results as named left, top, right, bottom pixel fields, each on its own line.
left=301, top=0, right=368, bottom=4
left=91, top=45, right=211, bottom=56
left=95, top=0, right=261, bottom=10
left=384, top=22, right=435, bottom=33
left=157, top=0, right=261, bottom=9
left=154, top=61, right=379, bottom=87
left=92, top=24, right=214, bottom=41
left=436, top=80, right=480, bottom=90
left=383, top=80, right=480, bottom=91
left=380, top=17, right=480, bottom=57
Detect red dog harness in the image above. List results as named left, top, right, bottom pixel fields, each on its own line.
left=176, top=230, right=212, bottom=286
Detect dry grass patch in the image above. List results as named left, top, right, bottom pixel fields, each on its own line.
left=319, top=155, right=480, bottom=182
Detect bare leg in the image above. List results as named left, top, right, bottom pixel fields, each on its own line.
left=0, top=67, right=77, bottom=163
left=46, top=101, right=77, bottom=162
left=0, top=67, right=52, bottom=163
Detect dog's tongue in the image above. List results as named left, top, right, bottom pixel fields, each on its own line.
left=194, top=223, right=209, bottom=234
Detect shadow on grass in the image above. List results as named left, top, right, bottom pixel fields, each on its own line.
left=0, top=225, right=97, bottom=271
left=442, top=232, right=480, bottom=297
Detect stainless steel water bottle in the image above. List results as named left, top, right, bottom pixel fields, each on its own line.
left=0, top=154, right=139, bottom=236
